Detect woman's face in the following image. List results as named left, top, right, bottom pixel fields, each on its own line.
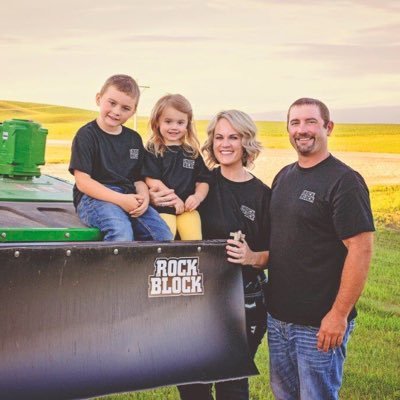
left=212, top=118, right=244, bottom=168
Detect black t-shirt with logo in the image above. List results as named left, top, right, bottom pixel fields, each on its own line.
left=142, top=145, right=212, bottom=215
left=69, top=120, right=145, bottom=208
left=267, top=155, right=375, bottom=327
left=199, top=167, right=271, bottom=286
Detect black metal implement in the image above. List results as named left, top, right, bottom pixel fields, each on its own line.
left=0, top=240, right=257, bottom=400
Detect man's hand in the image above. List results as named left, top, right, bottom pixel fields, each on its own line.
left=317, top=309, right=348, bottom=352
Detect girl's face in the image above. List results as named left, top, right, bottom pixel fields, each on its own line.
left=158, top=106, right=188, bottom=145
left=212, top=118, right=244, bottom=168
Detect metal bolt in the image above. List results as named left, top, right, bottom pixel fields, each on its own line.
left=14, top=251, right=20, bottom=258
left=197, top=246, right=202, bottom=253
left=113, top=248, right=119, bottom=255
left=64, top=232, right=70, bottom=238
left=66, top=250, right=71, bottom=257
left=157, top=247, right=162, bottom=254
left=1, top=232, right=6, bottom=238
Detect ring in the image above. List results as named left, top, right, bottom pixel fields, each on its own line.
left=161, top=202, right=167, bottom=207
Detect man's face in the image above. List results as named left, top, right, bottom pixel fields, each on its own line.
left=287, top=104, right=333, bottom=160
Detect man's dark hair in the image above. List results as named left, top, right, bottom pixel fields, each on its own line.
left=287, top=98, right=330, bottom=128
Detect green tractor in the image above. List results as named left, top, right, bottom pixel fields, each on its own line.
left=0, top=120, right=255, bottom=399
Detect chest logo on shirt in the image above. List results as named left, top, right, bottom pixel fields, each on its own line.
left=148, top=257, right=204, bottom=297
left=183, top=159, right=195, bottom=169
left=299, top=189, right=315, bottom=203
left=129, top=148, right=139, bottom=159
left=240, top=205, right=255, bottom=221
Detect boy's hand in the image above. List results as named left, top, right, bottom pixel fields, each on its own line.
left=118, top=193, right=142, bottom=213
left=184, top=194, right=201, bottom=212
left=129, top=195, right=149, bottom=218
left=175, top=198, right=185, bottom=215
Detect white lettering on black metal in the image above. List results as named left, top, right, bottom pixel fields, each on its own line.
left=148, top=257, right=204, bottom=297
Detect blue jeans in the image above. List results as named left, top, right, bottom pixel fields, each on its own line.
left=77, top=187, right=173, bottom=241
left=267, top=313, right=355, bottom=400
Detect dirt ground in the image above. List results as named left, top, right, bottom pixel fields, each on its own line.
left=42, top=149, right=400, bottom=187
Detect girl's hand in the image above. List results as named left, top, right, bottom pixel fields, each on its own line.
left=184, top=194, right=201, bottom=212
left=175, top=198, right=185, bottom=215
left=226, top=238, right=256, bottom=266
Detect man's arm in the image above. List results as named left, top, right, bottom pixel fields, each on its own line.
left=317, top=231, right=374, bottom=352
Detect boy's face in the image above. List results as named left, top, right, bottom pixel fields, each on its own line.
left=96, top=85, right=137, bottom=134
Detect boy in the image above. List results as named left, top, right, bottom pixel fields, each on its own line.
left=69, top=74, right=173, bottom=241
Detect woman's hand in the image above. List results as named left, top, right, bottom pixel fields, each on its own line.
left=149, top=187, right=178, bottom=208
left=226, top=239, right=268, bottom=269
left=226, top=238, right=255, bottom=265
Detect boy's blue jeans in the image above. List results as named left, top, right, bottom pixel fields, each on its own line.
left=267, top=313, right=355, bottom=400
left=77, top=186, right=173, bottom=241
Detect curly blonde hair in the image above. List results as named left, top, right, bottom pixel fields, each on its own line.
left=147, top=94, right=199, bottom=158
left=201, top=110, right=262, bottom=169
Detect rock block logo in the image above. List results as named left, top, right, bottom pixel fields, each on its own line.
left=148, top=257, right=204, bottom=297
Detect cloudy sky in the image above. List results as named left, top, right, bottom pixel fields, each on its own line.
left=1, top=0, right=399, bottom=122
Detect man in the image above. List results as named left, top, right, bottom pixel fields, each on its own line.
left=267, top=98, right=375, bottom=400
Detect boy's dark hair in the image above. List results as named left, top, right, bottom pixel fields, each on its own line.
left=99, top=74, right=140, bottom=101
left=287, top=98, right=331, bottom=128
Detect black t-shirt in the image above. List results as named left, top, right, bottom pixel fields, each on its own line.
left=267, top=155, right=375, bottom=327
left=200, top=167, right=271, bottom=287
left=142, top=145, right=212, bottom=215
left=69, top=120, right=145, bottom=208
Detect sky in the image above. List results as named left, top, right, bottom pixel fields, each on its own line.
left=1, top=0, right=399, bottom=123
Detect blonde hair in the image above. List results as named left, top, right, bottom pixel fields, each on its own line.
left=202, top=110, right=262, bottom=169
left=147, top=94, right=199, bottom=157
left=99, top=74, right=140, bottom=101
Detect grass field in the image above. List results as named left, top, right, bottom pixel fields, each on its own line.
left=1, top=100, right=399, bottom=163
left=2, top=100, right=400, bottom=399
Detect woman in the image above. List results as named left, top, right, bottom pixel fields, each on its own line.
left=151, top=110, right=271, bottom=400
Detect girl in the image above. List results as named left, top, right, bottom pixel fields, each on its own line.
left=142, top=94, right=210, bottom=240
